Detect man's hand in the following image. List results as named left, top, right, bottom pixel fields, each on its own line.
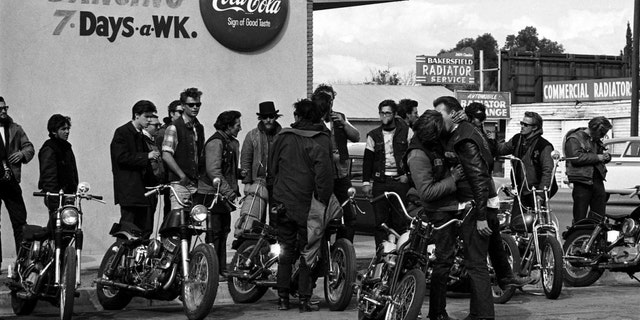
left=243, top=183, right=253, bottom=195
left=178, top=174, right=190, bottom=186
left=362, top=184, right=372, bottom=198
left=452, top=110, right=468, bottom=124
left=148, top=150, right=160, bottom=160
left=395, top=175, right=409, bottom=184
left=451, top=164, right=465, bottom=181
left=602, top=152, right=612, bottom=163
left=330, top=112, right=345, bottom=125
left=7, top=152, right=23, bottom=164
left=476, top=220, right=492, bottom=237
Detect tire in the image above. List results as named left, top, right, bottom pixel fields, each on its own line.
left=60, top=246, right=77, bottom=320
left=540, top=236, right=563, bottom=299
left=228, top=240, right=269, bottom=303
left=96, top=242, right=133, bottom=310
left=182, top=243, right=219, bottom=320
left=11, top=291, right=37, bottom=315
left=563, top=229, right=605, bottom=287
left=491, top=233, right=520, bottom=304
left=385, top=268, right=426, bottom=320
left=324, top=238, right=356, bottom=311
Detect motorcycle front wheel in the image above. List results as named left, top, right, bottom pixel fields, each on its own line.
left=324, top=238, right=356, bottom=311
left=60, top=246, right=77, bottom=320
left=385, top=268, right=426, bottom=320
left=228, top=240, right=270, bottom=303
left=540, top=236, right=563, bottom=299
left=182, top=243, right=219, bottom=320
left=563, top=229, right=605, bottom=287
left=96, top=242, right=133, bottom=310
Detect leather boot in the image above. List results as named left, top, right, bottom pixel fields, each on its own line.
left=277, top=292, right=290, bottom=310
left=299, top=297, right=319, bottom=313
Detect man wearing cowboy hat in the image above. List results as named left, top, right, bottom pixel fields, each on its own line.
left=240, top=101, right=283, bottom=223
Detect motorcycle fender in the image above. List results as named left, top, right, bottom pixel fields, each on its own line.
left=562, top=218, right=599, bottom=240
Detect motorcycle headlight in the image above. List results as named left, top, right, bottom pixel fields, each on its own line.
left=621, top=218, right=639, bottom=237
left=61, top=207, right=79, bottom=226
left=190, top=204, right=208, bottom=222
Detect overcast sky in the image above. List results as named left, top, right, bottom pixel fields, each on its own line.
left=313, top=0, right=634, bottom=84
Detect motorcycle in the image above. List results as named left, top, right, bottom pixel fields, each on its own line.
left=6, top=182, right=104, bottom=320
left=95, top=179, right=225, bottom=320
left=227, top=188, right=357, bottom=311
left=563, top=184, right=640, bottom=287
left=498, top=151, right=566, bottom=299
left=357, top=192, right=472, bottom=320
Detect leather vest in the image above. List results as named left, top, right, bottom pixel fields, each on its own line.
left=368, top=118, right=409, bottom=182
left=169, top=116, right=204, bottom=182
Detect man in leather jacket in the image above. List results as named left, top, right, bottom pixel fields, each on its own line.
left=564, top=116, right=612, bottom=223
left=435, top=96, right=496, bottom=320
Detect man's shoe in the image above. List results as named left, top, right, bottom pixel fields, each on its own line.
left=277, top=298, right=290, bottom=310
left=499, top=275, right=531, bottom=289
left=431, top=314, right=458, bottom=320
left=299, top=298, right=319, bottom=313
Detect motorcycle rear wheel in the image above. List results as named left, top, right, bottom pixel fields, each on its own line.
left=182, top=243, right=219, bottom=320
left=491, top=233, right=520, bottom=304
left=563, top=229, right=605, bottom=287
left=385, top=268, right=426, bottom=320
left=60, top=246, right=77, bottom=320
left=324, top=238, right=356, bottom=311
left=228, top=240, right=270, bottom=303
left=540, top=236, right=563, bottom=299
left=96, top=242, right=133, bottom=310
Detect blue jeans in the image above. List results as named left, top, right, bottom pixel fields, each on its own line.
left=461, top=209, right=494, bottom=319
left=427, top=210, right=459, bottom=319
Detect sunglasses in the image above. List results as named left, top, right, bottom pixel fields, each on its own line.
left=520, top=121, right=535, bottom=127
left=0, top=106, right=8, bottom=111
left=184, top=102, right=201, bottom=108
left=379, top=111, right=394, bottom=116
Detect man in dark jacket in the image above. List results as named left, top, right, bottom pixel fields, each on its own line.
left=564, top=116, right=612, bottom=223
left=38, top=114, right=79, bottom=212
left=435, top=96, right=495, bottom=320
left=110, top=100, right=159, bottom=238
left=362, top=99, right=410, bottom=248
left=0, top=96, right=35, bottom=266
left=270, top=99, right=333, bottom=312
left=405, top=110, right=464, bottom=320
left=196, top=110, right=242, bottom=278
left=313, top=84, right=360, bottom=242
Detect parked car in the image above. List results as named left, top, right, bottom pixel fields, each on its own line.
left=602, top=137, right=640, bottom=197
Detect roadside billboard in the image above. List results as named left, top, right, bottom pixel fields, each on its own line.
left=416, top=48, right=475, bottom=85
left=543, top=78, right=632, bottom=103
left=456, top=91, right=511, bottom=119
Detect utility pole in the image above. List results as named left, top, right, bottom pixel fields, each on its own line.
left=632, top=0, right=640, bottom=136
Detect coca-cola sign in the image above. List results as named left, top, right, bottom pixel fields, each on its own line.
left=200, top=0, right=289, bottom=52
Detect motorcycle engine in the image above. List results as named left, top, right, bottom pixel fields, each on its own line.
left=609, top=244, right=640, bottom=264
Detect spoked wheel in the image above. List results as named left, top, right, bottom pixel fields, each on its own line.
left=182, top=243, right=219, bottom=320
left=60, top=246, right=77, bottom=320
left=563, top=229, right=605, bottom=287
left=228, top=240, right=270, bottom=303
left=540, top=236, right=563, bottom=299
left=96, top=242, right=133, bottom=310
left=491, top=233, right=520, bottom=304
left=324, top=238, right=356, bottom=311
left=385, top=268, right=426, bottom=320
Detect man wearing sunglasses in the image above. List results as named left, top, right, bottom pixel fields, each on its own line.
left=162, top=88, right=205, bottom=210
left=0, top=96, right=34, bottom=272
left=564, top=116, right=612, bottom=224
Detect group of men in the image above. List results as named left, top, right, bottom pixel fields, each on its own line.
left=0, top=88, right=614, bottom=318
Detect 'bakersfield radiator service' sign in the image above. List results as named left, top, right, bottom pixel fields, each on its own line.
left=543, top=78, right=632, bottom=102
left=455, top=91, right=511, bottom=119
left=416, top=48, right=475, bottom=85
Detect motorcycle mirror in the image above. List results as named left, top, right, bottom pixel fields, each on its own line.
left=213, top=177, right=221, bottom=187
left=347, top=187, right=356, bottom=198
left=550, top=150, right=561, bottom=161
left=77, top=182, right=91, bottom=193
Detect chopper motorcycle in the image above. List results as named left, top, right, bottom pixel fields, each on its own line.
left=227, top=187, right=357, bottom=311
left=95, top=179, right=226, bottom=320
left=6, top=182, right=104, bottom=320
left=497, top=151, right=567, bottom=299
left=563, top=184, right=640, bottom=287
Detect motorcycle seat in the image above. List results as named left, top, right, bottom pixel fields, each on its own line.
left=22, top=225, right=49, bottom=241
left=605, top=212, right=631, bottom=220
left=113, top=230, right=140, bottom=241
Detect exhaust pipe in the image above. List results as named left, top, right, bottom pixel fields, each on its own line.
left=94, top=278, right=148, bottom=293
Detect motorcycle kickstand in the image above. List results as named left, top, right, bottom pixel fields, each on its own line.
left=628, top=272, right=640, bottom=283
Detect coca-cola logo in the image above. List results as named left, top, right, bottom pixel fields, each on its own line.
left=200, top=0, right=289, bottom=52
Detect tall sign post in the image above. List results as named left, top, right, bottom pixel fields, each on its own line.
left=632, top=0, right=640, bottom=136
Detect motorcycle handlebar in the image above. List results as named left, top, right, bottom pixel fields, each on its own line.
left=33, top=191, right=47, bottom=197
left=369, top=193, right=387, bottom=204
left=433, top=218, right=462, bottom=230
left=380, top=223, right=400, bottom=239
